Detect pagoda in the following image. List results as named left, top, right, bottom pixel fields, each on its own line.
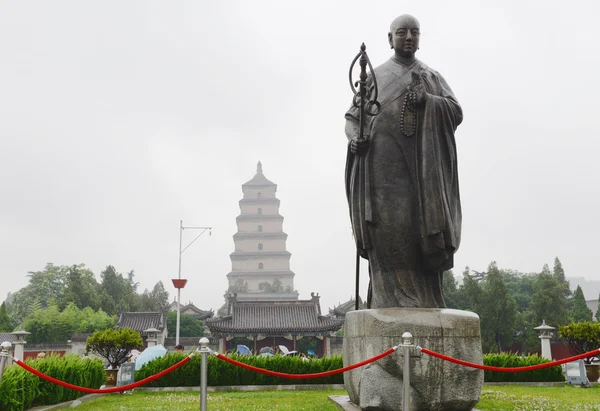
left=226, top=162, right=298, bottom=301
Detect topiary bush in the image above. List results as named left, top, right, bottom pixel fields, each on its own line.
left=86, top=327, right=143, bottom=369
left=483, top=352, right=564, bottom=382
left=0, top=354, right=105, bottom=411
left=559, top=322, right=600, bottom=364
left=135, top=353, right=344, bottom=387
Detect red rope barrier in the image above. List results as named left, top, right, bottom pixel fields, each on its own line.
left=14, top=355, right=192, bottom=394
left=420, top=347, right=600, bottom=372
left=215, top=348, right=396, bottom=379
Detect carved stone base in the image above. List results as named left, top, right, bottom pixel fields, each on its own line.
left=343, top=308, right=483, bottom=411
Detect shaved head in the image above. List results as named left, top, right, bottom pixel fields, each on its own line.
left=390, top=14, right=420, bottom=32
left=388, top=14, right=421, bottom=59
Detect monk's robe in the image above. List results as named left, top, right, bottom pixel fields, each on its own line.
left=345, top=57, right=463, bottom=309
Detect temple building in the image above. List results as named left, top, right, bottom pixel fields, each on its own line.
left=206, top=293, right=343, bottom=357
left=168, top=298, right=214, bottom=321
left=226, top=161, right=298, bottom=301
left=207, top=163, right=343, bottom=356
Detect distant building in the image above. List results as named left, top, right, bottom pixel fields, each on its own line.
left=569, top=277, right=600, bottom=301
left=168, top=299, right=214, bottom=321
left=117, top=312, right=167, bottom=347
left=328, top=297, right=364, bottom=319
left=205, top=293, right=343, bottom=357
left=226, top=162, right=298, bottom=301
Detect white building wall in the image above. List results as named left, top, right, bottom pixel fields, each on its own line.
left=243, top=187, right=277, bottom=199
left=232, top=257, right=290, bottom=271
left=237, top=220, right=283, bottom=233
left=240, top=203, right=279, bottom=215
left=235, top=239, right=286, bottom=252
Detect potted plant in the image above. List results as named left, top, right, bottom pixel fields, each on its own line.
left=559, top=322, right=600, bottom=382
left=86, top=328, right=143, bottom=386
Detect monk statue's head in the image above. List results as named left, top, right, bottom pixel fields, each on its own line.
left=388, top=14, right=420, bottom=59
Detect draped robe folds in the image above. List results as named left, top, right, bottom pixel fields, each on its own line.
left=345, top=58, right=463, bottom=309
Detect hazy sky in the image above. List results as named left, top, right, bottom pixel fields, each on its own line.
left=2, top=0, right=600, bottom=313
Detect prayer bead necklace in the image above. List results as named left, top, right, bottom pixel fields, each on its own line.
left=400, top=89, right=417, bottom=137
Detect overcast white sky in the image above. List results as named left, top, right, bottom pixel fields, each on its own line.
left=1, top=0, right=600, bottom=312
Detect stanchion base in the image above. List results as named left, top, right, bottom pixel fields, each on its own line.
left=343, top=308, right=484, bottom=411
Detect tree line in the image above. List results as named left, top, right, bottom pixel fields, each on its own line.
left=1, top=263, right=172, bottom=343
left=443, top=257, right=596, bottom=353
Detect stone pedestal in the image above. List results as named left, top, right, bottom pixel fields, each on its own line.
left=343, top=308, right=483, bottom=411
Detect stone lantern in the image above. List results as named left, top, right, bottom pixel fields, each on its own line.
left=0, top=341, right=12, bottom=381
left=11, top=330, right=31, bottom=361
left=534, top=320, right=555, bottom=360
left=144, top=327, right=160, bottom=348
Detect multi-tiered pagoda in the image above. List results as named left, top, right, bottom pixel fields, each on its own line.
left=226, top=162, right=298, bottom=301
left=206, top=163, right=343, bottom=356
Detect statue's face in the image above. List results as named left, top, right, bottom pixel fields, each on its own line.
left=388, top=16, right=420, bottom=58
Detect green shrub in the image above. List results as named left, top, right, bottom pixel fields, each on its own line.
left=86, top=327, right=143, bottom=369
left=559, top=322, right=600, bottom=364
left=483, top=352, right=564, bottom=382
left=135, top=353, right=344, bottom=387
left=0, top=354, right=105, bottom=411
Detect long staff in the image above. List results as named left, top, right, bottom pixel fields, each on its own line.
left=348, top=44, right=380, bottom=311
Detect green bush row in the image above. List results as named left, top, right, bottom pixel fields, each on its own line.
left=483, top=352, right=565, bottom=382
left=135, top=353, right=344, bottom=386
left=0, top=354, right=105, bottom=411
left=136, top=351, right=566, bottom=387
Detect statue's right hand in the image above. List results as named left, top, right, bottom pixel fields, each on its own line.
left=350, top=138, right=369, bottom=155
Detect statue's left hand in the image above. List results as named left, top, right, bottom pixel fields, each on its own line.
left=414, top=83, right=428, bottom=106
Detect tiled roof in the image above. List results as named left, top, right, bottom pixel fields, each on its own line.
left=118, top=312, right=165, bottom=335
left=180, top=305, right=214, bottom=320
left=329, top=298, right=363, bottom=318
left=205, top=300, right=344, bottom=334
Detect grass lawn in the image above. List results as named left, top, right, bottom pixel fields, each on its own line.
left=476, top=385, right=600, bottom=410
left=72, top=389, right=346, bottom=410
left=68, top=386, right=600, bottom=410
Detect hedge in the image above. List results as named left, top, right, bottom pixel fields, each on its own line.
left=137, top=351, right=566, bottom=386
left=483, top=353, right=565, bottom=382
left=0, top=354, right=105, bottom=411
left=135, top=353, right=344, bottom=386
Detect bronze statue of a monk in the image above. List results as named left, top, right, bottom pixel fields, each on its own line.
left=345, top=14, right=463, bottom=309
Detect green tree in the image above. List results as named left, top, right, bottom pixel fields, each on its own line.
left=166, top=312, right=204, bottom=337
left=442, top=270, right=459, bottom=309
left=570, top=285, right=593, bottom=323
left=77, top=307, right=116, bottom=333
left=502, top=270, right=535, bottom=313
left=127, top=270, right=139, bottom=293
left=86, top=328, right=143, bottom=369
left=552, top=257, right=571, bottom=299
left=553, top=257, right=565, bottom=283
left=459, top=267, right=483, bottom=312
left=9, top=263, right=69, bottom=324
left=149, top=281, right=170, bottom=312
left=62, top=264, right=101, bottom=310
left=513, top=310, right=540, bottom=354
left=530, top=265, right=570, bottom=328
left=0, top=302, right=13, bottom=332
left=559, top=321, right=600, bottom=364
left=99, top=266, right=135, bottom=315
left=22, top=304, right=61, bottom=343
left=21, top=304, right=116, bottom=343
left=478, top=262, right=517, bottom=353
